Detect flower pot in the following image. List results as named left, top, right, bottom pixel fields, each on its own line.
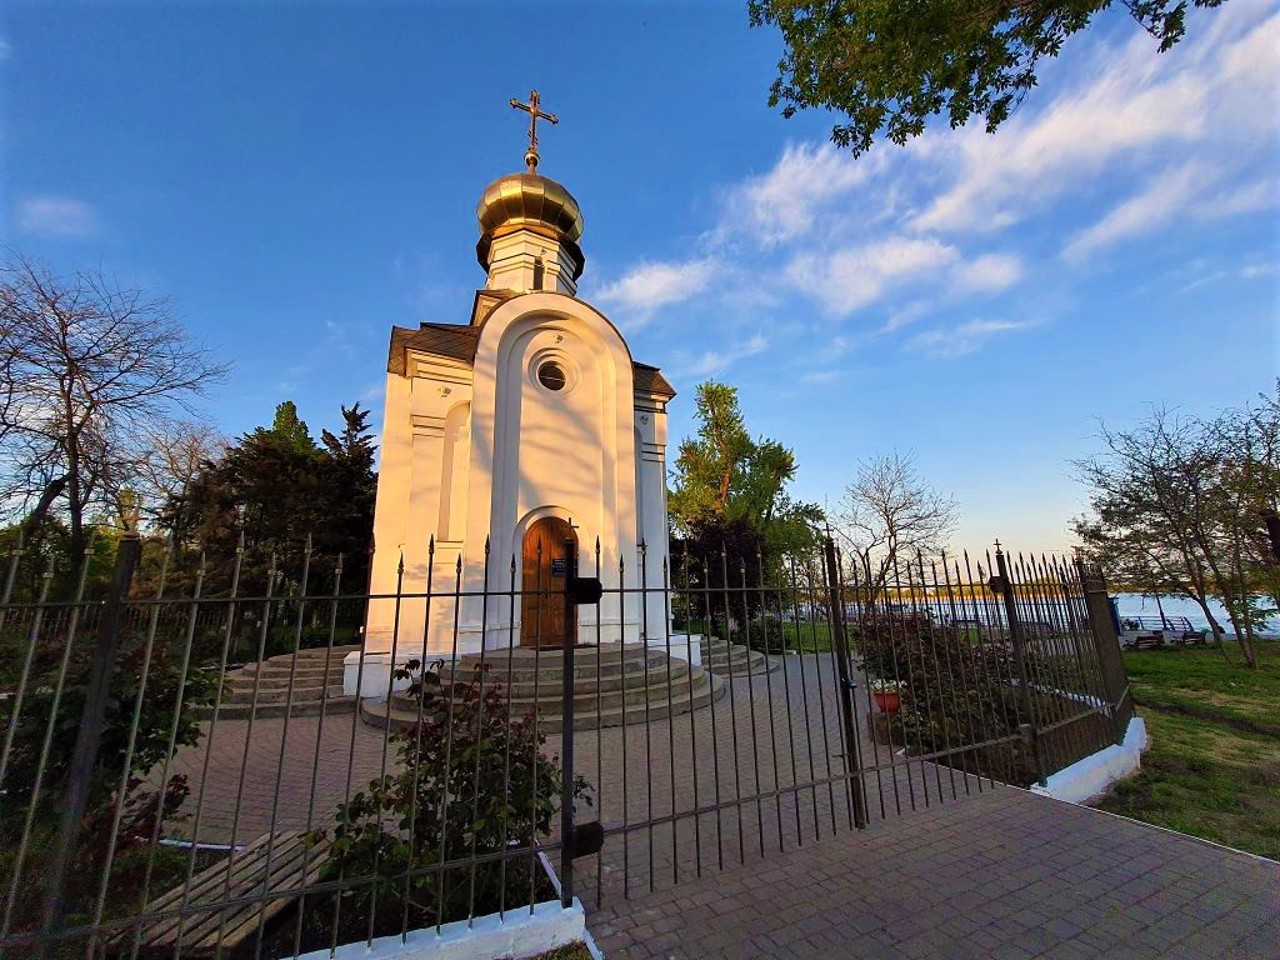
left=872, top=691, right=901, bottom=714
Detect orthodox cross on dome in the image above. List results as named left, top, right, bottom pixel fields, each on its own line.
left=509, top=89, right=559, bottom=174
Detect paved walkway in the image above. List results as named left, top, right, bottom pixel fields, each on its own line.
left=586, top=788, right=1279, bottom=959
left=160, top=654, right=1279, bottom=957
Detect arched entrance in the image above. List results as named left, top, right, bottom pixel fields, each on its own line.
left=521, top=516, right=577, bottom=647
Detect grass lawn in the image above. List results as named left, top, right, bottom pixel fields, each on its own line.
left=1093, top=641, right=1280, bottom=861
left=679, top=618, right=838, bottom=653
left=782, top=620, right=835, bottom=653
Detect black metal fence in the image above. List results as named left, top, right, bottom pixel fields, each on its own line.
left=0, top=532, right=1133, bottom=958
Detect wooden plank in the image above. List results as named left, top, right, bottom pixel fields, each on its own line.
left=141, top=832, right=280, bottom=917
left=186, top=835, right=314, bottom=952
left=173, top=834, right=310, bottom=952
left=108, top=830, right=330, bottom=957
left=131, top=833, right=303, bottom=949
left=195, top=840, right=329, bottom=952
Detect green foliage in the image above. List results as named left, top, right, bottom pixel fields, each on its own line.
left=249, top=400, right=318, bottom=453
left=669, top=381, right=823, bottom=578
left=742, top=615, right=792, bottom=655
left=1096, top=643, right=1280, bottom=860
left=669, top=381, right=754, bottom=523
left=748, top=0, right=1226, bottom=156
left=0, top=637, right=213, bottom=828
left=315, top=663, right=592, bottom=938
left=0, top=628, right=213, bottom=936
left=856, top=612, right=1031, bottom=780
left=168, top=401, right=377, bottom=592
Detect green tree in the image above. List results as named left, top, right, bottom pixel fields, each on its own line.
left=168, top=401, right=377, bottom=592
left=669, top=381, right=823, bottom=578
left=250, top=400, right=317, bottom=453
left=318, top=403, right=379, bottom=587
left=1074, top=392, right=1279, bottom=669
left=748, top=0, right=1227, bottom=157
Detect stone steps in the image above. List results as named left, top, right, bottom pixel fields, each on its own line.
left=360, top=643, right=725, bottom=733
left=361, top=682, right=724, bottom=735
left=192, top=696, right=357, bottom=721
left=699, top=636, right=777, bottom=679
left=191, top=645, right=359, bottom=720
left=453, top=658, right=696, bottom=700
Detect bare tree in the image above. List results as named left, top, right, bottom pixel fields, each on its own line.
left=0, top=257, right=228, bottom=552
left=833, top=452, right=958, bottom=604
left=1074, top=403, right=1272, bottom=669
left=132, top=420, right=229, bottom=527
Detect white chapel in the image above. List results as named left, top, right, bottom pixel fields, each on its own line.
left=351, top=94, right=676, bottom=695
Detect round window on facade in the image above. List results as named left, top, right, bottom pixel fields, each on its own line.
left=537, top=361, right=567, bottom=392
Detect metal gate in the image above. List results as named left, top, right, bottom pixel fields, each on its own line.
left=567, top=540, right=1132, bottom=907
left=0, top=532, right=1131, bottom=957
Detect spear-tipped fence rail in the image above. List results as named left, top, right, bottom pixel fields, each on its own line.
left=0, top=531, right=1132, bottom=958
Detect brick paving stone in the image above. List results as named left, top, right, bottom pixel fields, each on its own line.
left=588, top=785, right=1278, bottom=959
left=164, top=653, right=1279, bottom=959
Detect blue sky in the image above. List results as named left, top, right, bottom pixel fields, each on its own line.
left=4, top=1, right=1277, bottom=556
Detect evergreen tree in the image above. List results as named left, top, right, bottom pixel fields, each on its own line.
left=250, top=400, right=317, bottom=452
left=167, top=401, right=376, bottom=593
left=669, top=381, right=823, bottom=604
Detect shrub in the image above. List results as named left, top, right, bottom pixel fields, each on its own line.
left=742, top=616, right=791, bottom=655
left=856, top=612, right=1031, bottom=781
left=0, top=631, right=212, bottom=934
left=315, top=662, right=592, bottom=942
left=0, top=639, right=212, bottom=828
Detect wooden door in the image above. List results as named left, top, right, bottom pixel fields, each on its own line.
left=521, top=517, right=577, bottom=647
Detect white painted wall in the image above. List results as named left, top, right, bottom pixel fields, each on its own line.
left=1030, top=716, right=1149, bottom=805
left=296, top=897, right=590, bottom=960
left=361, top=290, right=673, bottom=680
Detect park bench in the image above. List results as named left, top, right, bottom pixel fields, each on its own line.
left=110, top=830, right=330, bottom=957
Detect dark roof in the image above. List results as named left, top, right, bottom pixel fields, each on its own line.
left=387, top=323, right=675, bottom=398
left=632, top=363, right=676, bottom=398
left=387, top=324, right=479, bottom=374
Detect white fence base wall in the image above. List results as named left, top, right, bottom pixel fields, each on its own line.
left=343, top=651, right=417, bottom=700
left=1031, top=716, right=1149, bottom=805
left=658, top=632, right=702, bottom=667
left=296, top=898, right=591, bottom=960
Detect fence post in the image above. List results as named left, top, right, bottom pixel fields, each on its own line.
left=990, top=546, right=1047, bottom=787
left=560, top=535, right=577, bottom=909
left=40, top=531, right=142, bottom=952
left=1076, top=561, right=1131, bottom=745
left=822, top=537, right=867, bottom=829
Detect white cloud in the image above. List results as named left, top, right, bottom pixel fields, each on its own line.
left=787, top=236, right=958, bottom=316
left=1178, top=270, right=1228, bottom=294
left=1199, top=178, right=1278, bottom=219
left=682, top=334, right=768, bottom=377
left=595, top=257, right=716, bottom=324
left=593, top=3, right=1274, bottom=356
left=16, top=194, right=99, bottom=237
left=913, top=6, right=1278, bottom=237
left=723, top=143, right=882, bottom=247
left=1062, top=161, right=1209, bottom=262
left=1241, top=262, right=1280, bottom=279
left=952, top=253, right=1024, bottom=294
left=909, top=318, right=1039, bottom=358
left=801, top=370, right=841, bottom=384
left=0, top=38, right=11, bottom=61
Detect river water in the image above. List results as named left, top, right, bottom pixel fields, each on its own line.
left=1113, top=592, right=1278, bottom=636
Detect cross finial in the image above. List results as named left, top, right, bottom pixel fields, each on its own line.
left=509, top=89, right=559, bottom=174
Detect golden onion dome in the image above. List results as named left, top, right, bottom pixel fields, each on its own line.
left=475, top=173, right=585, bottom=280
